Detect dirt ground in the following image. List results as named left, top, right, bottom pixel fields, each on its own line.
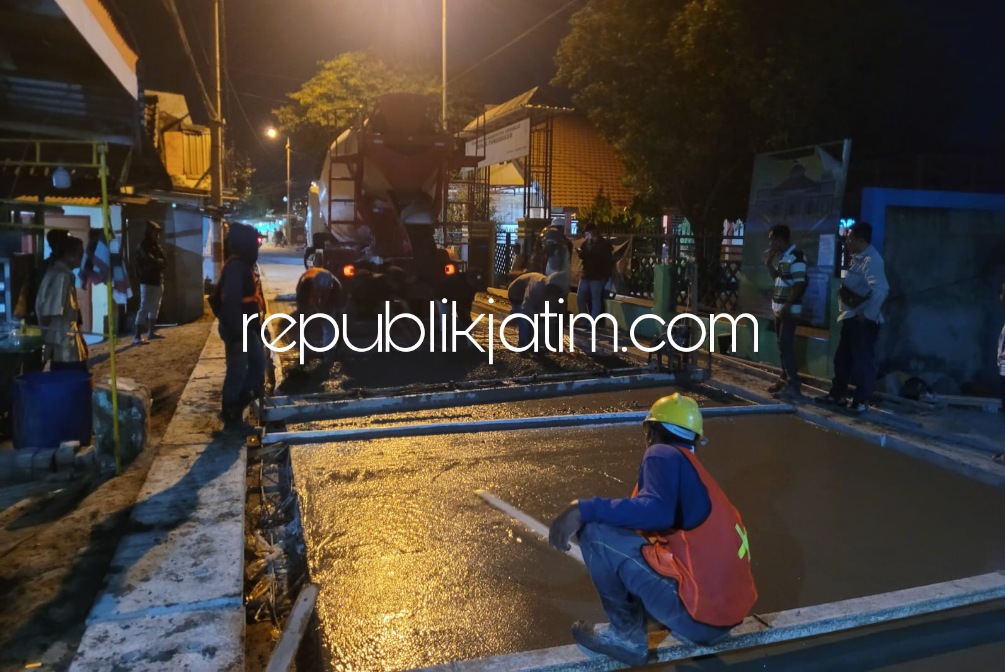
left=0, top=309, right=214, bottom=672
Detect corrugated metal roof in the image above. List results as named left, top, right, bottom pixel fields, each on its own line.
left=546, top=116, right=634, bottom=211
left=463, top=87, right=573, bottom=135
left=465, top=88, right=539, bottom=132
left=0, top=0, right=138, bottom=143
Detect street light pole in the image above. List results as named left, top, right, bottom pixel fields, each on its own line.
left=285, top=136, right=291, bottom=240
left=267, top=127, right=292, bottom=241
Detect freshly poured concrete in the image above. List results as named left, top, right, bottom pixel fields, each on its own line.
left=291, top=415, right=1005, bottom=670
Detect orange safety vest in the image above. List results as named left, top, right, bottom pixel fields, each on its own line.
left=302, top=267, right=324, bottom=282
left=218, top=259, right=265, bottom=316
left=633, top=445, right=757, bottom=627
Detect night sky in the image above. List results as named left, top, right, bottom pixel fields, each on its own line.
left=104, top=0, right=587, bottom=200
left=103, top=0, right=1004, bottom=204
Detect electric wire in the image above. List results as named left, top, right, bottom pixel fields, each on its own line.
left=447, top=0, right=583, bottom=85
left=159, top=0, right=215, bottom=116
left=181, top=0, right=211, bottom=69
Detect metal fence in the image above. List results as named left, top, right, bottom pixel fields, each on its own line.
left=606, top=230, right=744, bottom=312
left=494, top=229, right=516, bottom=283
left=485, top=226, right=744, bottom=313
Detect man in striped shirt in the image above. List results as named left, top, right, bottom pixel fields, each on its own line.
left=764, top=224, right=807, bottom=398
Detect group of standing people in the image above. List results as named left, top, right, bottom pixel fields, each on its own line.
left=33, top=220, right=167, bottom=371
left=765, top=221, right=893, bottom=414
left=509, top=225, right=614, bottom=311
left=504, top=224, right=615, bottom=349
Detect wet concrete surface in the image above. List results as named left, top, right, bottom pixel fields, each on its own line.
left=290, top=414, right=1005, bottom=670
left=284, top=385, right=736, bottom=432
left=276, top=317, right=636, bottom=395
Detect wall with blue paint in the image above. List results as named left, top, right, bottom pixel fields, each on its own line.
left=860, top=188, right=1005, bottom=393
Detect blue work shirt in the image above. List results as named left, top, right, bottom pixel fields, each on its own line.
left=578, top=443, right=712, bottom=532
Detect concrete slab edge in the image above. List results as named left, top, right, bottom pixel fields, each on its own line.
left=703, top=380, right=1005, bottom=489
left=267, top=404, right=794, bottom=445
left=69, top=606, right=245, bottom=672
left=72, top=321, right=247, bottom=669
left=795, top=410, right=1005, bottom=488
left=86, top=595, right=243, bottom=624
left=708, top=362, right=1001, bottom=454
left=413, top=571, right=1005, bottom=671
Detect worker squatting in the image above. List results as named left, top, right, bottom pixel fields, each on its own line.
left=246, top=301, right=761, bottom=365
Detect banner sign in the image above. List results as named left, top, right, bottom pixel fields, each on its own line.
left=737, top=141, right=851, bottom=327
left=466, top=118, right=531, bottom=168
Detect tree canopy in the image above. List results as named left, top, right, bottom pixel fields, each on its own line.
left=576, top=191, right=643, bottom=231
left=555, top=0, right=948, bottom=232
left=273, top=51, right=481, bottom=166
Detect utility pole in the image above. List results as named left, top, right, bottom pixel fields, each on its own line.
left=210, top=0, right=225, bottom=276
left=441, top=0, right=447, bottom=131
left=440, top=0, right=448, bottom=236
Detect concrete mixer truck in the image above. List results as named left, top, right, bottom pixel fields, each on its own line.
left=305, top=93, right=484, bottom=321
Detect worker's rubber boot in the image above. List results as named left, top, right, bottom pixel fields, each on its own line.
left=571, top=621, right=648, bottom=667
left=220, top=406, right=255, bottom=436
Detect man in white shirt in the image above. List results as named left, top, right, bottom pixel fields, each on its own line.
left=817, top=222, right=889, bottom=413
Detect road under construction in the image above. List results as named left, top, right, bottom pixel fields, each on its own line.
left=249, top=247, right=1005, bottom=672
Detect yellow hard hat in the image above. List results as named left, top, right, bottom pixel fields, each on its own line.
left=644, top=393, right=704, bottom=441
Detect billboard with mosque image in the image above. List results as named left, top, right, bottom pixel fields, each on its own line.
left=737, top=141, right=851, bottom=327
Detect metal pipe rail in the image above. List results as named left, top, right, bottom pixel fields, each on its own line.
left=264, top=403, right=793, bottom=445
left=265, top=365, right=662, bottom=409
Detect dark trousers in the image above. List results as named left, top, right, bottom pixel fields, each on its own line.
left=830, top=318, right=880, bottom=404
left=1000, top=375, right=1004, bottom=413
left=774, top=314, right=799, bottom=389
left=222, top=334, right=265, bottom=413
left=578, top=522, right=731, bottom=645
left=577, top=278, right=607, bottom=319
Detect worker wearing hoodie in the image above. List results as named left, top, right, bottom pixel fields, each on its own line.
left=213, top=223, right=265, bottom=432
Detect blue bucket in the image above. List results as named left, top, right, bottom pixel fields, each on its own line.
left=12, top=370, right=93, bottom=449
